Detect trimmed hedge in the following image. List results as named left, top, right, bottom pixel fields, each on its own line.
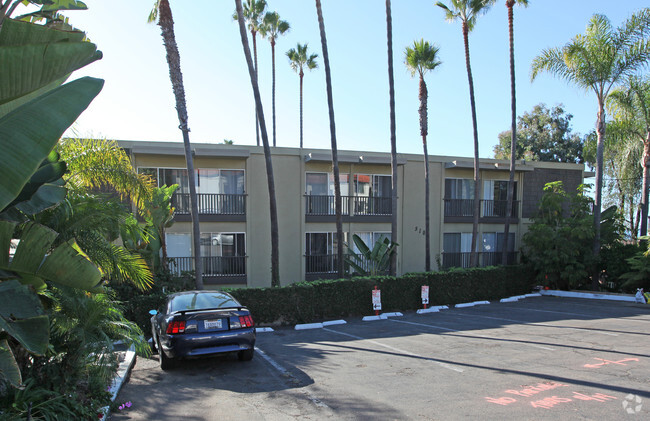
left=227, top=265, right=535, bottom=325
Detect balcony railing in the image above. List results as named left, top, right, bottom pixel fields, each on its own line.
left=305, top=253, right=388, bottom=275
left=441, top=251, right=518, bottom=269
left=169, top=256, right=246, bottom=277
left=444, top=199, right=519, bottom=218
left=172, top=193, right=246, bottom=215
left=305, top=195, right=392, bottom=216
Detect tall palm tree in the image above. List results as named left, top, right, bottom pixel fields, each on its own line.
left=405, top=39, right=442, bottom=272
left=235, top=0, right=281, bottom=287
left=149, top=0, right=203, bottom=289
left=315, top=0, right=344, bottom=278
left=502, top=0, right=529, bottom=266
left=531, top=10, right=650, bottom=288
left=287, top=43, right=318, bottom=148
left=234, top=0, right=267, bottom=146
left=436, top=0, right=495, bottom=268
left=386, top=0, right=398, bottom=276
left=608, top=76, right=650, bottom=237
left=260, top=11, right=290, bottom=147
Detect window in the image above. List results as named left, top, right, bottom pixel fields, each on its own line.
left=482, top=232, right=516, bottom=266
left=200, top=232, right=246, bottom=276
left=138, top=167, right=244, bottom=195
left=351, top=232, right=391, bottom=253
left=354, top=174, right=391, bottom=197
left=442, top=233, right=473, bottom=268
left=166, top=233, right=192, bottom=257
left=305, top=172, right=349, bottom=196
left=305, top=232, right=348, bottom=273
left=482, top=180, right=517, bottom=217
left=445, top=178, right=475, bottom=199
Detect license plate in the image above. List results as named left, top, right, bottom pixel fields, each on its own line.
left=204, top=319, right=222, bottom=329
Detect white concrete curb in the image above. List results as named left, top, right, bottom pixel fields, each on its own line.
left=99, top=344, right=137, bottom=421
left=417, top=308, right=440, bottom=314
left=256, top=327, right=275, bottom=332
left=381, top=312, right=403, bottom=318
left=455, top=302, right=476, bottom=308
left=363, top=315, right=388, bottom=321
left=539, top=289, right=636, bottom=302
left=295, top=322, right=324, bottom=330
left=524, top=293, right=542, bottom=298
left=500, top=297, right=519, bottom=303
left=323, top=320, right=347, bottom=326
left=473, top=301, right=490, bottom=305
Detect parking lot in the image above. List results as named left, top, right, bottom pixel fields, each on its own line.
left=111, top=297, right=649, bottom=420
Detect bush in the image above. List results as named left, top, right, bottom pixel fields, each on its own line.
left=226, top=265, right=535, bottom=325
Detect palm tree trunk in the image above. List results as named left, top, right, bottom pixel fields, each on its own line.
left=271, top=38, right=277, bottom=147
left=386, top=0, right=398, bottom=276
left=158, top=0, right=202, bottom=289
left=236, top=0, right=280, bottom=286
left=315, top=0, right=344, bottom=278
left=252, top=30, right=260, bottom=147
left=462, top=22, right=481, bottom=268
left=502, top=1, right=516, bottom=266
left=299, top=69, right=304, bottom=148
left=419, top=74, right=430, bottom=272
left=640, top=135, right=650, bottom=237
left=593, top=100, right=606, bottom=289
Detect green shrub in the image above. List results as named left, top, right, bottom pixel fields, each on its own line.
left=226, top=265, right=535, bottom=325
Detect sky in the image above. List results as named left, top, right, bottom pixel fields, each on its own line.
left=48, top=0, right=650, bottom=159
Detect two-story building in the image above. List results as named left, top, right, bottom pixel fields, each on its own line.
left=120, top=140, right=587, bottom=288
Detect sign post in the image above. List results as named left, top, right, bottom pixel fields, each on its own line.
left=372, top=286, right=381, bottom=316
left=421, top=285, right=429, bottom=309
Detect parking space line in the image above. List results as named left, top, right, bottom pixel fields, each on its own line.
left=451, top=312, right=619, bottom=336
left=389, top=319, right=555, bottom=351
left=255, top=347, right=330, bottom=409
left=322, top=327, right=465, bottom=373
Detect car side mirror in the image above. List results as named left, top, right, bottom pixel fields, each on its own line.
left=149, top=309, right=158, bottom=316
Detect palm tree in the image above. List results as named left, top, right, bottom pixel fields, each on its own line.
left=502, top=0, right=529, bottom=266
left=260, top=11, right=290, bottom=147
left=405, top=39, right=442, bottom=272
left=531, top=10, right=650, bottom=288
left=386, top=0, right=398, bottom=276
left=287, top=43, right=318, bottom=148
left=149, top=0, right=203, bottom=289
left=436, top=0, right=495, bottom=268
left=235, top=0, right=281, bottom=287
left=315, top=0, right=344, bottom=278
left=234, top=0, right=267, bottom=146
left=608, top=76, right=650, bottom=237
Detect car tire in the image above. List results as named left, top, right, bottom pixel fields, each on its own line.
left=238, top=348, right=255, bottom=361
left=158, top=339, right=175, bottom=370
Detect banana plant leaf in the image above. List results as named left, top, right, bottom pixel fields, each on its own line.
left=0, top=76, right=104, bottom=213
left=0, top=339, right=23, bottom=388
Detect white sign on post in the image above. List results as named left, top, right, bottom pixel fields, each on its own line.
left=372, top=289, right=382, bottom=311
left=421, top=286, right=429, bottom=305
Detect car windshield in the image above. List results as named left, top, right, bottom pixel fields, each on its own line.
left=169, top=292, right=239, bottom=313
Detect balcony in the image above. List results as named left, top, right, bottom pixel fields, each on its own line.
left=169, top=256, right=247, bottom=284
left=172, top=193, right=246, bottom=222
left=440, top=251, right=518, bottom=269
left=305, top=195, right=392, bottom=222
left=304, top=253, right=388, bottom=281
left=444, top=199, right=519, bottom=222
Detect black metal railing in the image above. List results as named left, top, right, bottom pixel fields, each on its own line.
left=444, top=199, right=519, bottom=218
left=169, top=256, right=246, bottom=277
left=441, top=251, right=518, bottom=269
left=172, top=193, right=246, bottom=215
left=305, top=195, right=392, bottom=216
left=305, top=253, right=388, bottom=275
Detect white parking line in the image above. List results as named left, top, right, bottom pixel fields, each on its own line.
left=322, top=327, right=465, bottom=373
left=451, top=312, right=619, bottom=336
left=389, top=319, right=555, bottom=351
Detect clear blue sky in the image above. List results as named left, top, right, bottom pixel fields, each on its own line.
left=55, top=0, right=649, bottom=159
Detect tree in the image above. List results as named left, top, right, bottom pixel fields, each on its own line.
left=260, top=11, right=289, bottom=147
left=531, top=10, right=650, bottom=289
left=233, top=0, right=267, bottom=147
left=235, top=0, right=281, bottom=286
left=149, top=0, right=203, bottom=289
left=436, top=0, right=495, bottom=267
left=386, top=0, right=398, bottom=276
left=405, top=39, right=442, bottom=272
left=502, top=0, right=529, bottom=266
left=608, top=76, right=650, bottom=237
left=315, top=0, right=344, bottom=278
left=286, top=43, right=318, bottom=148
left=493, top=104, right=585, bottom=163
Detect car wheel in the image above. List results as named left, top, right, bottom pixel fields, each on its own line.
left=238, top=348, right=255, bottom=361
left=158, top=339, right=175, bottom=370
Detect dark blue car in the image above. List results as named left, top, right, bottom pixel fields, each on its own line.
left=150, top=290, right=256, bottom=370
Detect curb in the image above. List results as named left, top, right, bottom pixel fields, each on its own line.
left=295, top=320, right=347, bottom=330
left=539, top=289, right=636, bottom=302
left=99, top=344, right=137, bottom=421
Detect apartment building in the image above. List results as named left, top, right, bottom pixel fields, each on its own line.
left=120, top=140, right=587, bottom=288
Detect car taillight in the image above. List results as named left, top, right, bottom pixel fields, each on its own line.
left=166, top=320, right=186, bottom=334
left=239, top=315, right=254, bottom=328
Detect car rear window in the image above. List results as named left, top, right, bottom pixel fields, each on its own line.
left=170, top=292, right=240, bottom=312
